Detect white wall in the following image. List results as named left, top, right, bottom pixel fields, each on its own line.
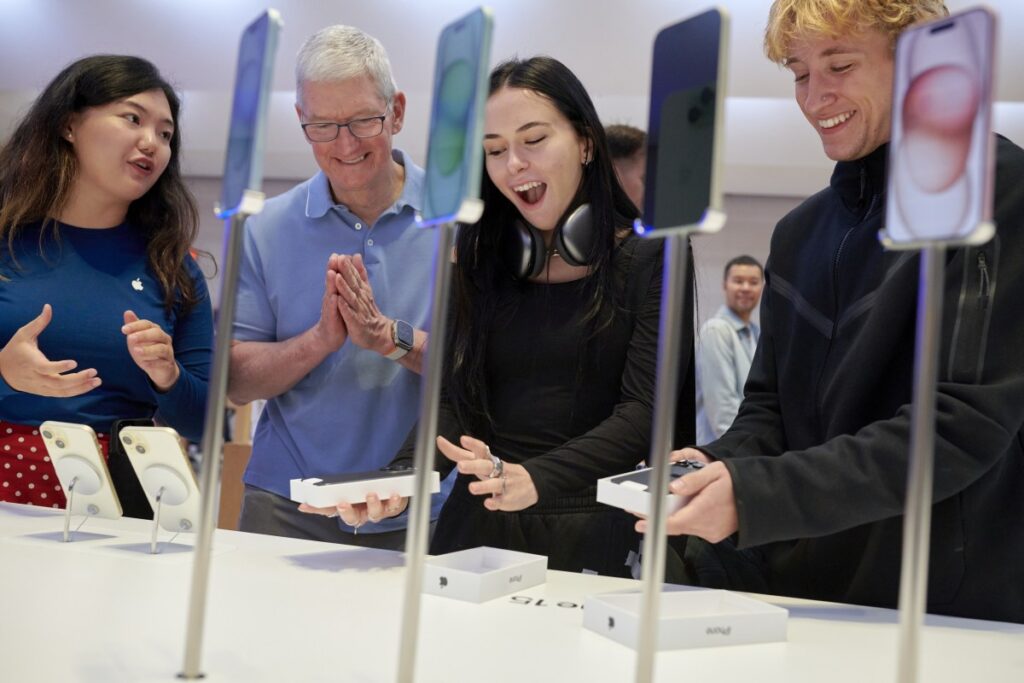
left=2, top=0, right=1022, bottom=311
left=2, top=0, right=1023, bottom=195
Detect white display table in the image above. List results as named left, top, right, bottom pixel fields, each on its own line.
left=1, top=502, right=1021, bottom=682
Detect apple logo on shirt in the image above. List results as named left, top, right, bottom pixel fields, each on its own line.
left=131, top=278, right=144, bottom=291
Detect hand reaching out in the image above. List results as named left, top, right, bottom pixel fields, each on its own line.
left=437, top=434, right=539, bottom=512
left=122, top=310, right=180, bottom=391
left=0, top=304, right=100, bottom=397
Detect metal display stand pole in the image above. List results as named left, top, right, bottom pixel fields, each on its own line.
left=150, top=488, right=166, bottom=554
left=635, top=233, right=689, bottom=683
left=883, top=11, right=998, bottom=681
left=396, top=221, right=456, bottom=683
left=895, top=244, right=946, bottom=683
left=179, top=191, right=265, bottom=680
left=62, top=480, right=79, bottom=543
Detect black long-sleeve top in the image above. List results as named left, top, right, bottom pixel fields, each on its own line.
left=393, top=234, right=695, bottom=506
left=706, top=136, right=1024, bottom=623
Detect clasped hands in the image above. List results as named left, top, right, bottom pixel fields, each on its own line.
left=0, top=304, right=179, bottom=397
left=298, top=435, right=540, bottom=527
left=316, top=253, right=393, bottom=356
left=632, top=447, right=739, bottom=544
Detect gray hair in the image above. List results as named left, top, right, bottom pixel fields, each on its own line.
left=295, top=25, right=397, bottom=103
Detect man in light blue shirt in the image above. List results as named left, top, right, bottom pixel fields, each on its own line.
left=695, top=255, right=764, bottom=445
left=228, top=25, right=447, bottom=548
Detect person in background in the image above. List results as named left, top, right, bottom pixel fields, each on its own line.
left=695, top=254, right=764, bottom=444
left=228, top=25, right=449, bottom=549
left=649, top=0, right=1024, bottom=624
left=605, top=123, right=646, bottom=212
left=0, top=55, right=212, bottom=510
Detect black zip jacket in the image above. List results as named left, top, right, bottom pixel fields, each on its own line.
left=704, top=136, right=1024, bottom=623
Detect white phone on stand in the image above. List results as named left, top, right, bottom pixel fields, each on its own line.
left=118, top=425, right=201, bottom=551
left=40, top=421, right=123, bottom=541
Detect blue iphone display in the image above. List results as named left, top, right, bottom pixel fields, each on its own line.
left=217, top=9, right=283, bottom=218
left=419, top=7, right=494, bottom=226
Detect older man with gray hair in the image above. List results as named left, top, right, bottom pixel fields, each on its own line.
left=228, top=25, right=444, bottom=548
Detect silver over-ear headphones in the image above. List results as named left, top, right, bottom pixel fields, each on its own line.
left=505, top=203, right=595, bottom=279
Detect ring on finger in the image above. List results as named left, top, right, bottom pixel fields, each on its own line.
left=500, top=473, right=507, bottom=496
left=487, top=448, right=504, bottom=479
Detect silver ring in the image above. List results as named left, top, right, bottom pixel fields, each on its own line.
left=500, top=474, right=507, bottom=496
left=487, top=448, right=503, bottom=479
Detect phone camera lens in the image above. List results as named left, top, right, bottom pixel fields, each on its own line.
left=42, top=430, right=53, bottom=439
left=136, top=445, right=146, bottom=454
left=55, top=439, right=65, bottom=449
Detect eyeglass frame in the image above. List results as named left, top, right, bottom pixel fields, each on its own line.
left=300, top=104, right=392, bottom=143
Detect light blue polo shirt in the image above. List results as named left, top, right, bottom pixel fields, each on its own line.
left=233, top=149, right=446, bottom=533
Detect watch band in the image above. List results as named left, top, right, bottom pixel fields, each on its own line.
left=385, top=345, right=408, bottom=361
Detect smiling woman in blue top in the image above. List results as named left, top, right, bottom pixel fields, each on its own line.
left=0, top=55, right=212, bottom=509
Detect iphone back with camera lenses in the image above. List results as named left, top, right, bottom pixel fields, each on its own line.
left=637, top=8, right=730, bottom=236
left=40, top=421, right=123, bottom=519
left=118, top=426, right=201, bottom=534
left=106, top=417, right=156, bottom=519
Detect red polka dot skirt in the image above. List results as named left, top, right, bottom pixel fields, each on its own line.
left=0, top=421, right=109, bottom=509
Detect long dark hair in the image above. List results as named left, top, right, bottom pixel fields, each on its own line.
left=447, top=56, right=639, bottom=435
left=0, top=54, right=201, bottom=314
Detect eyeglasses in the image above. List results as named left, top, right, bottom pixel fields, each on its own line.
left=301, top=111, right=389, bottom=143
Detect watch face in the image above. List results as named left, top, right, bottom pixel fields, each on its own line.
left=394, top=319, right=415, bottom=351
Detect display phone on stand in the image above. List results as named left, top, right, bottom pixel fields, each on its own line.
left=885, top=7, right=997, bottom=245
left=636, top=7, right=729, bottom=236
left=40, top=421, right=122, bottom=520
left=107, top=417, right=156, bottom=519
left=118, top=426, right=201, bottom=535
left=418, top=6, right=494, bottom=226
left=216, top=8, right=282, bottom=218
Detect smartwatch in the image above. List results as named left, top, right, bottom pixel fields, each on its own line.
left=386, top=319, right=414, bottom=361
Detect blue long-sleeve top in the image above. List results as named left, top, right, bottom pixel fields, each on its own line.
left=0, top=221, right=212, bottom=441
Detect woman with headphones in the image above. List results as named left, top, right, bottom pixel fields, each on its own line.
left=306, top=56, right=694, bottom=577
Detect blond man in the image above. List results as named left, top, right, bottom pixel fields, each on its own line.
left=648, top=0, right=1024, bottom=624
